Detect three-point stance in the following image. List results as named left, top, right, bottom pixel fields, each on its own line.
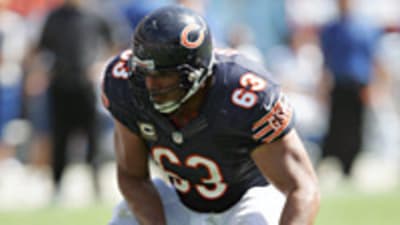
left=102, top=5, right=320, bottom=225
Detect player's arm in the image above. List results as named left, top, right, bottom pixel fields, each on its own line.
left=251, top=129, right=320, bottom=225
left=114, top=119, right=166, bottom=225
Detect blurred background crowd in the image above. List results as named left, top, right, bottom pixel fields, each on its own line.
left=0, top=0, right=399, bottom=209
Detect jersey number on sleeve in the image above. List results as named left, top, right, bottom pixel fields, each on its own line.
left=152, top=147, right=227, bottom=200
left=112, top=50, right=132, bottom=79
left=231, top=73, right=267, bottom=109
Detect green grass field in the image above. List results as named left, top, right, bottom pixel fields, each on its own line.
left=1, top=190, right=399, bottom=225
left=317, top=190, right=400, bottom=225
left=0, top=205, right=112, bottom=225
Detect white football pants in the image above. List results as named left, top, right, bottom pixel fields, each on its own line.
left=109, top=178, right=285, bottom=225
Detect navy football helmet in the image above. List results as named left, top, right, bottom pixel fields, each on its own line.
left=130, top=5, right=214, bottom=113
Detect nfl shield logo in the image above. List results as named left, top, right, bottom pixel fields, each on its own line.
left=172, top=132, right=183, bottom=144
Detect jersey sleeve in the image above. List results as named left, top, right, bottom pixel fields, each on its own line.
left=220, top=52, right=295, bottom=147
left=250, top=85, right=295, bottom=144
left=101, top=50, right=141, bottom=134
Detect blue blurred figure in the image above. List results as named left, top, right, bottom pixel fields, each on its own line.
left=318, top=0, right=386, bottom=176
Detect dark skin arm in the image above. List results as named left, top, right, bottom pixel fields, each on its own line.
left=114, top=120, right=166, bottom=225
left=251, top=129, right=320, bottom=225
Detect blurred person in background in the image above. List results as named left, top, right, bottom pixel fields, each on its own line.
left=0, top=0, right=29, bottom=163
left=104, top=5, right=319, bottom=225
left=265, top=26, right=327, bottom=165
left=33, top=0, right=115, bottom=200
left=18, top=0, right=66, bottom=192
left=318, top=0, right=389, bottom=178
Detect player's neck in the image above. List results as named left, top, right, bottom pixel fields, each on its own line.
left=168, top=77, right=211, bottom=128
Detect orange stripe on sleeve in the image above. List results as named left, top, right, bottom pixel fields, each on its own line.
left=252, top=103, right=279, bottom=131
left=252, top=124, right=274, bottom=140
left=262, top=106, right=293, bottom=143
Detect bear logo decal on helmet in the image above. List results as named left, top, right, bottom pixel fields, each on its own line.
left=180, top=23, right=205, bottom=49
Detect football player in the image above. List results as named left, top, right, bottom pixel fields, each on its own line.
left=103, top=5, right=320, bottom=225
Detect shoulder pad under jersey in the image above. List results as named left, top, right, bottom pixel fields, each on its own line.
left=101, top=49, right=141, bottom=133
left=214, top=50, right=295, bottom=144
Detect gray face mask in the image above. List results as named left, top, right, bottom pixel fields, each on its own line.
left=152, top=67, right=209, bottom=114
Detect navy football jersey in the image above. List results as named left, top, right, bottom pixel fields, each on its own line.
left=102, top=49, right=295, bottom=213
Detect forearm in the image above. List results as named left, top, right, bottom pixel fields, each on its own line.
left=118, top=168, right=166, bottom=225
left=279, top=188, right=320, bottom=225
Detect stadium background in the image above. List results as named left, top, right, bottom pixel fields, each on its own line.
left=1, top=0, right=399, bottom=224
